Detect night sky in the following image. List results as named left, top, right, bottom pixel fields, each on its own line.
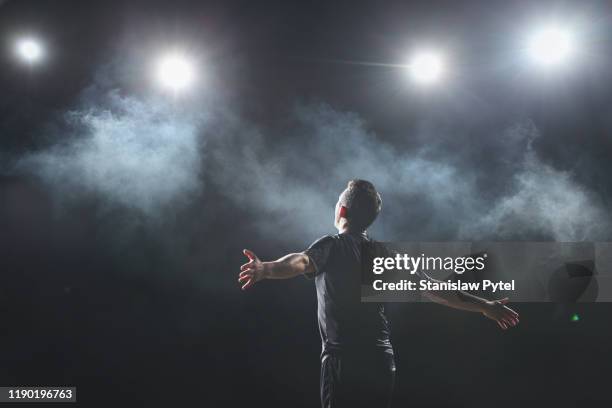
left=1, top=1, right=612, bottom=406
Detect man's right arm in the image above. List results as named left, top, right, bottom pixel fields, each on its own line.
left=238, top=249, right=315, bottom=290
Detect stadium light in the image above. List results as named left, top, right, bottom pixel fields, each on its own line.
left=407, top=51, right=444, bottom=84
left=527, top=26, right=575, bottom=67
left=155, top=53, right=196, bottom=92
left=15, top=38, right=44, bottom=64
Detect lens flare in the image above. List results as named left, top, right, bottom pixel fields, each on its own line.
left=408, top=51, right=444, bottom=84
left=16, top=38, right=43, bottom=64
left=155, top=53, right=196, bottom=91
left=527, top=26, right=574, bottom=67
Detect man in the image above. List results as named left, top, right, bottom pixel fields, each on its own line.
left=238, top=179, right=519, bottom=408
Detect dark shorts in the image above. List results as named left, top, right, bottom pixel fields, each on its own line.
left=320, top=351, right=395, bottom=408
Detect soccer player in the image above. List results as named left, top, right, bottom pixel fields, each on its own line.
left=238, top=179, right=519, bottom=408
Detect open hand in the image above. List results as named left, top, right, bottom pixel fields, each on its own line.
left=482, top=298, right=519, bottom=330
left=238, top=249, right=265, bottom=290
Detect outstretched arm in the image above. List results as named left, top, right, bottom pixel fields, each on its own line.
left=423, top=277, right=520, bottom=330
left=238, top=249, right=314, bottom=290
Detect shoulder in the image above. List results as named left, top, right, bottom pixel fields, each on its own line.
left=362, top=238, right=393, bottom=257
left=302, top=234, right=339, bottom=279
left=308, top=234, right=339, bottom=248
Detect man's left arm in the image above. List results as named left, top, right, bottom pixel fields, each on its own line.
left=422, top=277, right=520, bottom=330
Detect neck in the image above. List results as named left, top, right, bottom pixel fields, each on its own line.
left=338, top=224, right=365, bottom=235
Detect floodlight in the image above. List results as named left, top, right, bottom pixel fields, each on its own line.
left=408, top=51, right=444, bottom=84
left=16, top=38, right=43, bottom=64
left=155, top=53, right=196, bottom=91
left=527, top=26, right=574, bottom=67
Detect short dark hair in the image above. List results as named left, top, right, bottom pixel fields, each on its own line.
left=340, top=179, right=382, bottom=232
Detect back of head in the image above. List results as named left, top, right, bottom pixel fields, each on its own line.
left=341, top=179, right=382, bottom=232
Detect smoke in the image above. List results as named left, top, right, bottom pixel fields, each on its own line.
left=211, top=104, right=611, bottom=243
left=17, top=90, right=208, bottom=215
left=467, top=146, right=612, bottom=241
left=11, top=68, right=611, bottom=246
left=210, top=104, right=475, bottom=242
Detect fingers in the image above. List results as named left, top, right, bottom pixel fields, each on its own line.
left=239, top=249, right=260, bottom=291
left=498, top=315, right=519, bottom=328
left=507, top=314, right=519, bottom=325
left=243, top=249, right=259, bottom=262
left=504, top=306, right=519, bottom=319
left=502, top=307, right=520, bottom=324
left=241, top=278, right=255, bottom=290
left=239, top=272, right=258, bottom=290
left=489, top=301, right=519, bottom=330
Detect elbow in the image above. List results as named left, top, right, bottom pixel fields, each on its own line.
left=424, top=290, right=450, bottom=305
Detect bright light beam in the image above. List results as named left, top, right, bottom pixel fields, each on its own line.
left=155, top=53, right=196, bottom=92
left=527, top=26, right=575, bottom=67
left=408, top=51, right=444, bottom=84
left=16, top=38, right=44, bottom=64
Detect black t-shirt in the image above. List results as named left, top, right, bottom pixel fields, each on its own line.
left=303, top=232, right=393, bottom=357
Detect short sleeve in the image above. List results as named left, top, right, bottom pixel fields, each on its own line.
left=303, top=235, right=335, bottom=279
left=384, top=246, right=430, bottom=280
left=384, top=246, right=431, bottom=301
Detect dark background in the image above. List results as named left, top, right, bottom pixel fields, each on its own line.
left=1, top=1, right=612, bottom=406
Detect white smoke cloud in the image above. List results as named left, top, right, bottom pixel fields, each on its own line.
left=18, top=90, right=207, bottom=215
left=212, top=104, right=611, bottom=243
left=466, top=147, right=611, bottom=241
left=211, top=104, right=480, bottom=242
left=13, top=81, right=611, bottom=243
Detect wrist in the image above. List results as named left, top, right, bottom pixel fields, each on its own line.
left=479, top=300, right=493, bottom=314
left=457, top=290, right=489, bottom=312
left=261, top=262, right=273, bottom=279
